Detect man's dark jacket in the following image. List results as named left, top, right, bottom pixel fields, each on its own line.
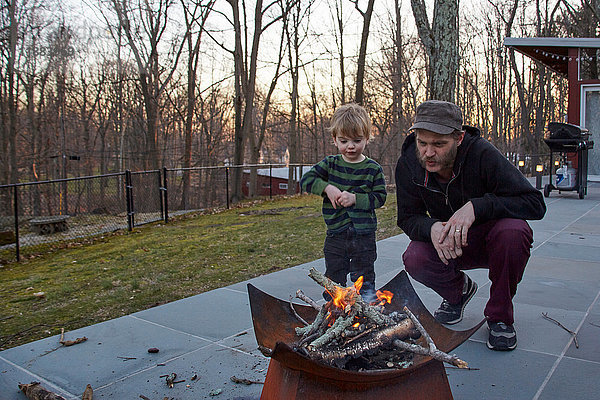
left=395, top=126, right=546, bottom=242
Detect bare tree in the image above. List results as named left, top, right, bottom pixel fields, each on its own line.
left=101, top=0, right=185, bottom=170
left=208, top=0, right=289, bottom=202
left=179, top=0, right=214, bottom=208
left=350, top=0, right=375, bottom=105
left=411, top=0, right=459, bottom=101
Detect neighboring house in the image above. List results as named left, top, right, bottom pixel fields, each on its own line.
left=242, top=167, right=312, bottom=196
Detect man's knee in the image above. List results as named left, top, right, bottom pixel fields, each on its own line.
left=402, top=241, right=435, bottom=277
left=488, top=219, right=533, bottom=249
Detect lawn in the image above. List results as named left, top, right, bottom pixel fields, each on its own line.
left=0, top=193, right=401, bottom=350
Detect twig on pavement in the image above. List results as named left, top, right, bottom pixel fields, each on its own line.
left=542, top=312, right=579, bottom=348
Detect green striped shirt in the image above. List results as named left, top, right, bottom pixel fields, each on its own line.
left=300, top=155, right=387, bottom=233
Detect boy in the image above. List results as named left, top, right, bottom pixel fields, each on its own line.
left=300, top=103, right=387, bottom=300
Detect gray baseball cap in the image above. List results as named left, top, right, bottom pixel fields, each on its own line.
left=409, top=100, right=463, bottom=134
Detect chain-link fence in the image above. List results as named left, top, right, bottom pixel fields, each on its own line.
left=0, top=170, right=164, bottom=262
left=0, top=164, right=312, bottom=262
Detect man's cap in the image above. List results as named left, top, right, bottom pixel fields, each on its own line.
left=409, top=100, right=463, bottom=135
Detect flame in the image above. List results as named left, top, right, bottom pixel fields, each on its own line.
left=352, top=322, right=360, bottom=328
left=375, top=290, right=394, bottom=306
left=354, top=276, right=364, bottom=293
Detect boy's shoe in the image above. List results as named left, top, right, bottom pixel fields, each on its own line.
left=434, top=273, right=477, bottom=325
left=487, top=321, right=517, bottom=351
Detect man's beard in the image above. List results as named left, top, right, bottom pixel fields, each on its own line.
left=416, top=142, right=458, bottom=172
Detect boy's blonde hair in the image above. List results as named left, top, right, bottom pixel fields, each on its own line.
left=328, top=103, right=372, bottom=140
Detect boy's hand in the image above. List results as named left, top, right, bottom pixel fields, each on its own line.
left=324, top=184, right=342, bottom=209
left=337, top=191, right=356, bottom=208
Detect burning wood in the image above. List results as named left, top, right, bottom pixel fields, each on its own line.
left=292, top=268, right=469, bottom=370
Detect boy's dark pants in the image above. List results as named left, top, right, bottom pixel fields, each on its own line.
left=323, top=226, right=377, bottom=293
left=402, top=218, right=533, bottom=325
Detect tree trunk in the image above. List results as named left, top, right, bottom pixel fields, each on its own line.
left=354, top=0, right=375, bottom=105
left=411, top=0, right=459, bottom=101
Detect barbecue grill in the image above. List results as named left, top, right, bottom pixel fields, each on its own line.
left=543, top=122, right=594, bottom=199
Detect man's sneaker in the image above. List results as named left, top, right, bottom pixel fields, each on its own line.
left=434, top=273, right=477, bottom=325
left=487, top=321, right=517, bottom=351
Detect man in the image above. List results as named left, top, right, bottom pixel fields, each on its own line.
left=395, top=100, right=546, bottom=351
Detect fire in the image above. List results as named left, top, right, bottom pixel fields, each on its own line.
left=375, top=290, right=394, bottom=306
left=326, top=276, right=365, bottom=310
left=325, top=277, right=394, bottom=309
left=354, top=276, right=364, bottom=292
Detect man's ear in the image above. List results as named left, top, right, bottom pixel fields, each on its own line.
left=456, top=131, right=466, bottom=146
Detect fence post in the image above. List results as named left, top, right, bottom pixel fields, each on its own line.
left=162, top=167, right=169, bottom=223
left=269, top=164, right=273, bottom=199
left=158, top=169, right=164, bottom=222
left=225, top=167, right=230, bottom=209
left=14, top=185, right=20, bottom=262
left=125, top=170, right=134, bottom=231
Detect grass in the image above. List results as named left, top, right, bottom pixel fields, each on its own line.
left=0, top=193, right=401, bottom=350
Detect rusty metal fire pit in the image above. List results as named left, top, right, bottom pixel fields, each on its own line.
left=248, top=270, right=485, bottom=399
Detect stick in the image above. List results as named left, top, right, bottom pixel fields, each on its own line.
left=18, top=382, right=66, bottom=400
left=230, top=375, right=264, bottom=385
left=400, top=306, right=469, bottom=369
left=289, top=295, right=309, bottom=326
left=59, top=327, right=87, bottom=346
left=60, top=337, right=88, bottom=346
left=308, top=268, right=340, bottom=294
left=295, top=289, right=320, bottom=310
left=542, top=312, right=579, bottom=348
left=309, top=309, right=357, bottom=349
left=81, top=384, right=93, bottom=400
left=295, top=304, right=328, bottom=337
left=312, top=318, right=416, bottom=364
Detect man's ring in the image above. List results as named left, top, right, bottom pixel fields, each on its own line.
left=455, top=228, right=461, bottom=232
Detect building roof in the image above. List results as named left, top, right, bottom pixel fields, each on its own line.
left=244, top=166, right=313, bottom=181
left=504, top=37, right=600, bottom=75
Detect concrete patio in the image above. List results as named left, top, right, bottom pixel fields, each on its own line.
left=1, top=178, right=600, bottom=400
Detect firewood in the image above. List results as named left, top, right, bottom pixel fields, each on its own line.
left=310, top=318, right=417, bottom=365
left=308, top=309, right=357, bottom=349
left=288, top=296, right=308, bottom=326
left=295, top=289, right=320, bottom=310
left=396, top=306, right=468, bottom=369
left=295, top=303, right=329, bottom=337
left=18, top=382, right=66, bottom=400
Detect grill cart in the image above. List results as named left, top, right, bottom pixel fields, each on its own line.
left=543, top=122, right=594, bottom=199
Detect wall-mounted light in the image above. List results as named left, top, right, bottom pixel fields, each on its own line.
left=554, top=160, right=560, bottom=166
left=536, top=164, right=543, bottom=173
left=518, top=160, right=525, bottom=167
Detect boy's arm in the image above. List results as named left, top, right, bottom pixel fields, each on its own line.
left=300, top=158, right=331, bottom=196
left=353, top=166, right=387, bottom=210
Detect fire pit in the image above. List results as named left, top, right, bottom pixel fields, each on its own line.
left=248, top=270, right=485, bottom=399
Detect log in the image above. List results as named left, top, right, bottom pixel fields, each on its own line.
left=308, top=309, right=357, bottom=349
left=18, top=382, right=66, bottom=400
left=311, top=318, right=416, bottom=365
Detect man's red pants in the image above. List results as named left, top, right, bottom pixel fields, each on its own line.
left=402, top=219, right=533, bottom=325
